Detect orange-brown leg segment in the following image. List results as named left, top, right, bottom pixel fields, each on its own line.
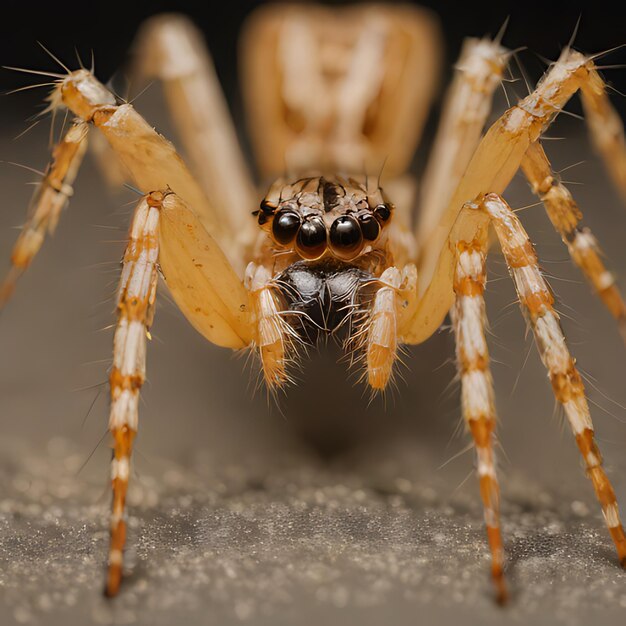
left=417, top=36, right=510, bottom=247
left=409, top=49, right=599, bottom=344
left=579, top=66, right=626, bottom=202
left=452, top=237, right=507, bottom=604
left=521, top=141, right=626, bottom=343
left=0, top=120, right=88, bottom=307
left=366, top=267, right=402, bottom=390
left=245, top=262, right=293, bottom=390
left=133, top=14, right=256, bottom=250
left=480, top=192, right=626, bottom=566
left=105, top=191, right=162, bottom=596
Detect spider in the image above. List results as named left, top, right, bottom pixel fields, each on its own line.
left=2, top=2, right=626, bottom=605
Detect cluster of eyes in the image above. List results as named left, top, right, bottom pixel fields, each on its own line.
left=257, top=200, right=392, bottom=260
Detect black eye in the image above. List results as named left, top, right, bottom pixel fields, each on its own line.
left=374, top=203, right=392, bottom=223
left=358, top=213, right=380, bottom=241
left=329, top=215, right=363, bottom=258
left=272, top=210, right=301, bottom=244
left=296, top=216, right=327, bottom=259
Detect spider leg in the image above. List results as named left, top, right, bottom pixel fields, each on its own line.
left=479, top=192, right=626, bottom=565
left=105, top=192, right=161, bottom=597
left=521, top=141, right=626, bottom=342
left=0, top=121, right=88, bottom=307
left=158, top=192, right=252, bottom=349
left=430, top=193, right=626, bottom=598
left=245, top=262, right=294, bottom=389
left=105, top=189, right=253, bottom=596
left=365, top=267, right=402, bottom=390
left=56, top=69, right=242, bottom=267
left=417, top=36, right=511, bottom=248
left=579, top=67, right=626, bottom=201
left=3, top=65, right=250, bottom=306
left=88, top=130, right=128, bottom=190
left=451, top=233, right=507, bottom=604
left=132, top=14, right=256, bottom=251
left=409, top=48, right=625, bottom=344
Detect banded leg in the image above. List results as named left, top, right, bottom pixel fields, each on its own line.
left=407, top=48, right=624, bottom=344
left=0, top=121, right=88, bottom=307
left=418, top=36, right=510, bottom=248
left=133, top=14, right=256, bottom=250
left=366, top=267, right=402, bottom=390
left=106, top=192, right=161, bottom=596
left=452, top=237, right=506, bottom=604
left=245, top=262, right=293, bottom=389
left=580, top=68, right=626, bottom=201
left=521, top=141, right=626, bottom=342
left=480, top=192, right=626, bottom=566
left=53, top=68, right=237, bottom=265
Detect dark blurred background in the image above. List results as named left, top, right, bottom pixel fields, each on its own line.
left=2, top=0, right=626, bottom=114
left=1, top=2, right=626, bottom=623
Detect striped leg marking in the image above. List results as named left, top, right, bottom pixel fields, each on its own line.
left=521, top=141, right=626, bottom=343
left=452, top=239, right=507, bottom=604
left=418, top=36, right=510, bottom=246
left=481, top=192, right=626, bottom=566
left=0, top=121, right=88, bottom=307
left=367, top=267, right=402, bottom=390
left=579, top=66, right=626, bottom=202
left=245, top=262, right=293, bottom=390
left=106, top=191, right=162, bottom=596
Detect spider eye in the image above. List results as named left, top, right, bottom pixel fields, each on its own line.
left=296, top=216, right=327, bottom=259
left=272, top=210, right=301, bottom=244
left=358, top=213, right=380, bottom=241
left=329, top=215, right=363, bottom=259
left=374, top=203, right=392, bottom=223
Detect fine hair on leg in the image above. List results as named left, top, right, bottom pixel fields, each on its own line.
left=105, top=191, right=161, bottom=596
left=478, top=192, right=626, bottom=566
left=418, top=35, right=511, bottom=247
left=0, top=121, right=88, bottom=307
left=521, top=141, right=626, bottom=342
left=451, top=233, right=507, bottom=603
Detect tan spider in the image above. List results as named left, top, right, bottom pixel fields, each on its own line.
left=2, top=3, right=626, bottom=604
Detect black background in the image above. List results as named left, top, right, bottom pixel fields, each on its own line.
left=1, top=0, right=625, bottom=114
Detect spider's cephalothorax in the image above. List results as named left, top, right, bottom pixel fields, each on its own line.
left=247, top=174, right=406, bottom=388
left=255, top=175, right=393, bottom=262
left=4, top=2, right=626, bottom=605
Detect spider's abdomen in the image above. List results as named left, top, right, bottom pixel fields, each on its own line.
left=275, top=259, right=376, bottom=342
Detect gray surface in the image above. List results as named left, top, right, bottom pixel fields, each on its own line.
left=2, top=437, right=626, bottom=626
left=1, top=65, right=626, bottom=625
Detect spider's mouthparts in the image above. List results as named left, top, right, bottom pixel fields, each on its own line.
left=274, top=259, right=375, bottom=342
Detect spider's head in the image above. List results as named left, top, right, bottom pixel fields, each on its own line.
left=254, top=175, right=393, bottom=261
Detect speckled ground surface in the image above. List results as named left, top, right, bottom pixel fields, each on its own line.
left=2, top=437, right=626, bottom=626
